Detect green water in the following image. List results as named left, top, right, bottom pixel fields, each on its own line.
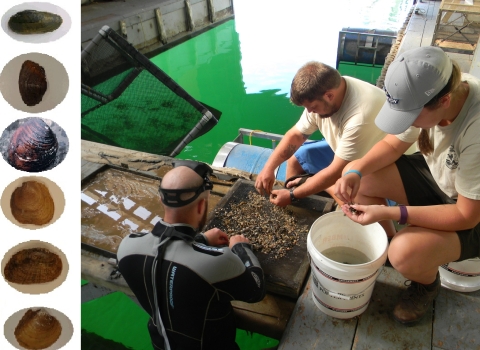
left=150, top=20, right=307, bottom=164
left=148, top=0, right=411, bottom=164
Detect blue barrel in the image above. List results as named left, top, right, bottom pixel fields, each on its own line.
left=213, top=142, right=287, bottom=181
left=212, top=141, right=333, bottom=182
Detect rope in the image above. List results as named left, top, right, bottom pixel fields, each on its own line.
left=376, top=7, right=415, bottom=89
left=248, top=129, right=263, bottom=145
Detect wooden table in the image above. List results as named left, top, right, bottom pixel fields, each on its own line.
left=431, top=0, right=480, bottom=53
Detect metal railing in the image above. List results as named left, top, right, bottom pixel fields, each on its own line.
left=336, top=30, right=397, bottom=68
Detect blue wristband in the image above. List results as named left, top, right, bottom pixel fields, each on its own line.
left=344, top=169, right=362, bottom=179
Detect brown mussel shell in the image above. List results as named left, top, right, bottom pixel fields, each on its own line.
left=8, top=10, right=63, bottom=35
left=10, top=181, right=55, bottom=225
left=7, top=118, right=58, bottom=172
left=19, top=60, right=47, bottom=107
left=4, top=248, right=62, bottom=284
left=14, top=308, right=62, bottom=350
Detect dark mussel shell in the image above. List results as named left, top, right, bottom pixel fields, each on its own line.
left=19, top=60, right=47, bottom=107
left=4, top=248, right=62, bottom=284
left=7, top=118, right=58, bottom=172
left=8, top=10, right=63, bottom=35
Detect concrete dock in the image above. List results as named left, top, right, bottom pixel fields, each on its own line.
left=278, top=1, right=480, bottom=349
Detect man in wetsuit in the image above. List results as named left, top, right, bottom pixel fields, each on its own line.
left=117, top=160, right=266, bottom=350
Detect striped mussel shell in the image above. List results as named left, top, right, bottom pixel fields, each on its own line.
left=19, top=60, right=47, bottom=107
left=7, top=118, right=58, bottom=172
left=14, top=308, right=62, bottom=350
left=4, top=248, right=62, bottom=284
left=8, top=10, right=63, bottom=35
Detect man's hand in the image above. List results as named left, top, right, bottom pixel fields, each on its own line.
left=255, top=168, right=275, bottom=196
left=229, top=234, right=250, bottom=248
left=269, top=189, right=291, bottom=207
left=335, top=172, right=361, bottom=204
left=204, top=228, right=229, bottom=246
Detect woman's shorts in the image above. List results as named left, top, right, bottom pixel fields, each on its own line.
left=396, top=153, right=480, bottom=261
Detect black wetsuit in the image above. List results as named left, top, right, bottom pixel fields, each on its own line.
left=117, top=219, right=266, bottom=350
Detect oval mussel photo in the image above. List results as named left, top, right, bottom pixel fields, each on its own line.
left=14, top=308, right=62, bottom=350
left=8, top=118, right=58, bottom=172
left=8, top=10, right=63, bottom=35
left=4, top=247, right=62, bottom=284
left=10, top=180, right=55, bottom=225
left=19, top=60, right=47, bottom=107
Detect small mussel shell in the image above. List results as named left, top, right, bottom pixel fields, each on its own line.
left=14, top=308, right=62, bottom=350
left=19, top=60, right=47, bottom=107
left=7, top=118, right=58, bottom=172
left=10, top=180, right=55, bottom=225
left=8, top=10, right=63, bottom=35
left=4, top=248, right=62, bottom=284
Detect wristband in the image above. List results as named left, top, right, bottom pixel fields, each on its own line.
left=290, top=188, right=298, bottom=202
left=398, top=205, right=408, bottom=225
left=344, top=169, right=362, bottom=179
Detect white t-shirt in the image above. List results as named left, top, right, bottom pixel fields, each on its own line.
left=396, top=73, right=480, bottom=200
left=294, top=76, right=386, bottom=161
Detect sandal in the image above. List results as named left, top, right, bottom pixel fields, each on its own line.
left=284, top=173, right=314, bottom=189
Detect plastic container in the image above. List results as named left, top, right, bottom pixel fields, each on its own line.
left=307, top=211, right=388, bottom=318
left=439, top=258, right=480, bottom=292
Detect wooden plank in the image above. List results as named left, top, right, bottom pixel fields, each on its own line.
left=232, top=294, right=296, bottom=340
left=81, top=252, right=133, bottom=296
left=82, top=140, right=173, bottom=172
left=81, top=159, right=104, bottom=181
left=440, top=0, right=480, bottom=14
left=353, top=267, right=433, bottom=349
left=278, top=275, right=357, bottom=350
left=432, top=287, right=480, bottom=349
left=435, top=39, right=476, bottom=51
left=469, top=35, right=480, bottom=78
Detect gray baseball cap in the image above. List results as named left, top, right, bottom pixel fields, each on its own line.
left=375, top=46, right=453, bottom=134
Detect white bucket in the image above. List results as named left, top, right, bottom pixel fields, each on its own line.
left=310, top=270, right=378, bottom=317
left=307, top=211, right=388, bottom=319
left=439, top=257, right=480, bottom=292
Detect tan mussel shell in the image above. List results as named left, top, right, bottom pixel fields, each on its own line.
left=10, top=181, right=54, bottom=225
left=14, top=308, right=62, bottom=350
left=4, top=248, right=62, bottom=284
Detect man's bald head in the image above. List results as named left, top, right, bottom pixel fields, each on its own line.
left=160, top=166, right=208, bottom=208
left=162, top=166, right=204, bottom=190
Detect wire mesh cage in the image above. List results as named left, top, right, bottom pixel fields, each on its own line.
left=81, top=26, right=220, bottom=157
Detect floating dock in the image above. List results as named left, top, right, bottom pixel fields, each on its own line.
left=81, top=0, right=234, bottom=56
left=81, top=1, right=480, bottom=349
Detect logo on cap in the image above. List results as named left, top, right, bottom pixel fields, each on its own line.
left=383, top=86, right=399, bottom=104
left=424, top=88, right=436, bottom=96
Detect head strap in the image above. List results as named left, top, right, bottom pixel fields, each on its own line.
left=159, top=160, right=213, bottom=207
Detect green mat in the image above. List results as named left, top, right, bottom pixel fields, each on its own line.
left=82, top=292, right=152, bottom=350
